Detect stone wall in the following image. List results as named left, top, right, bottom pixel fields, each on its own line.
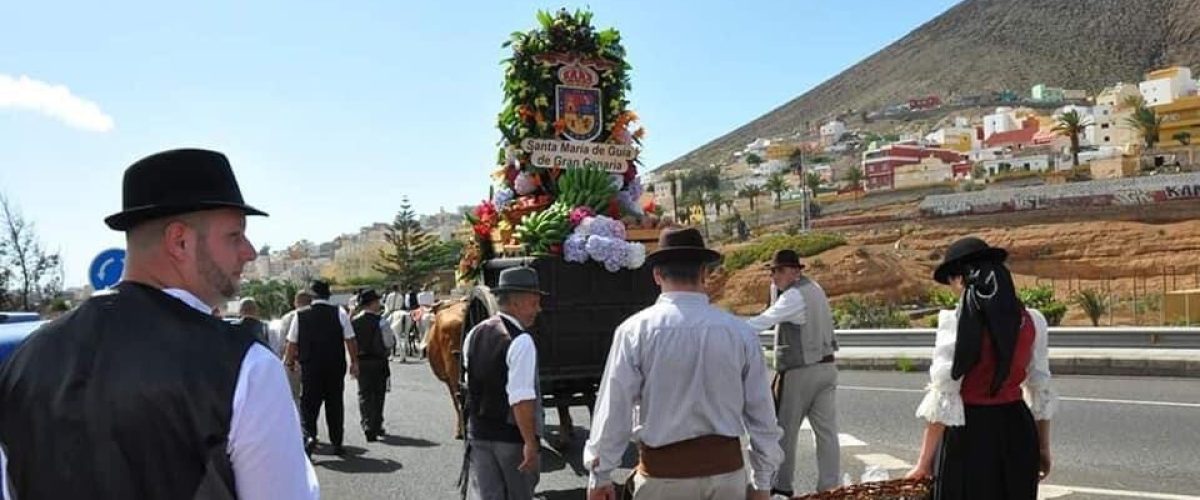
left=919, top=172, right=1200, bottom=217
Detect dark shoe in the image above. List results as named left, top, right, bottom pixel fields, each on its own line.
left=333, top=445, right=346, bottom=456
left=376, top=427, right=387, bottom=437
left=770, top=489, right=793, bottom=499
left=365, top=432, right=378, bottom=442
left=303, top=437, right=317, bottom=457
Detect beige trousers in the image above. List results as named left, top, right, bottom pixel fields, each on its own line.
left=632, top=469, right=747, bottom=500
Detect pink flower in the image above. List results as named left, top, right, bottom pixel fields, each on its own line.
left=569, top=206, right=595, bottom=226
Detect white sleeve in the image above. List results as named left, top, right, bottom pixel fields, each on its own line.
left=1022, top=309, right=1058, bottom=421
left=1, top=444, right=12, bottom=500
left=380, top=318, right=396, bottom=350
left=742, top=325, right=784, bottom=490
left=746, top=288, right=807, bottom=330
left=583, top=324, right=642, bottom=489
left=338, top=308, right=355, bottom=340
left=286, top=312, right=300, bottom=343
left=915, top=309, right=965, bottom=426
left=228, top=344, right=320, bottom=500
left=505, top=335, right=538, bottom=405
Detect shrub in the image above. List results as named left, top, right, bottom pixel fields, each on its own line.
left=1019, top=285, right=1068, bottom=326
left=722, top=232, right=846, bottom=271
left=833, top=297, right=911, bottom=329
left=1073, top=289, right=1110, bottom=327
left=925, top=288, right=959, bottom=309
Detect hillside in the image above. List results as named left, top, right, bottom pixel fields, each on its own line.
left=658, top=0, right=1200, bottom=172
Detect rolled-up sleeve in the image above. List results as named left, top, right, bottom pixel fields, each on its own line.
left=1022, top=309, right=1058, bottom=421
left=741, top=326, right=784, bottom=490
left=583, top=325, right=642, bottom=489
left=505, top=335, right=538, bottom=405
left=915, top=310, right=965, bottom=426
left=338, top=308, right=355, bottom=340
left=746, top=288, right=807, bottom=331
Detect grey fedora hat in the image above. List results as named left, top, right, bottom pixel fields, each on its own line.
left=492, top=267, right=547, bottom=296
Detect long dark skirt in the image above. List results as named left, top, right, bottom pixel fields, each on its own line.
left=934, top=401, right=1041, bottom=500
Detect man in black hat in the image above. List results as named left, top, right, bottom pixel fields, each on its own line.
left=585, top=227, right=782, bottom=500
left=285, top=279, right=361, bottom=456
left=351, top=288, right=395, bottom=441
left=747, top=249, right=840, bottom=496
left=461, top=267, right=546, bottom=500
left=0, top=148, right=318, bottom=499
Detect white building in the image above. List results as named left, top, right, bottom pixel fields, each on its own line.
left=1094, top=83, right=1143, bottom=152
left=983, top=107, right=1019, bottom=140
left=981, top=154, right=1053, bottom=176
left=744, top=138, right=771, bottom=159
left=819, top=120, right=847, bottom=146
left=1139, top=66, right=1197, bottom=107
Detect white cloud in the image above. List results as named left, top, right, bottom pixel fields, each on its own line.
left=0, top=74, right=114, bottom=132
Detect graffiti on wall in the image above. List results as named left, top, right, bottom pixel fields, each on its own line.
left=920, top=173, right=1200, bottom=217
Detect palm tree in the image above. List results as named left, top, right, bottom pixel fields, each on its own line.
left=1123, top=95, right=1162, bottom=150
left=1053, top=109, right=1092, bottom=167
left=705, top=190, right=727, bottom=217
left=765, top=173, right=789, bottom=208
left=843, top=166, right=865, bottom=195
left=805, top=171, right=822, bottom=195
left=1074, top=289, right=1110, bottom=327
left=1174, top=131, right=1192, bottom=147
left=738, top=185, right=765, bottom=213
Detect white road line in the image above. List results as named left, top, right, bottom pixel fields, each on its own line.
left=852, top=453, right=911, bottom=470
left=841, top=385, right=1200, bottom=409
left=1042, top=485, right=1200, bottom=499
left=796, top=419, right=867, bottom=447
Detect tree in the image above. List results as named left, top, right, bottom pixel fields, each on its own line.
left=683, top=165, right=720, bottom=200
left=788, top=149, right=805, bottom=177
left=843, top=166, right=865, bottom=191
left=1123, top=95, right=1162, bottom=150
left=765, top=173, right=789, bottom=208
left=1174, top=131, right=1192, bottom=146
left=745, top=153, right=763, bottom=167
left=805, top=171, right=823, bottom=194
left=704, top=190, right=727, bottom=218
left=1053, top=109, right=1092, bottom=167
left=1074, top=289, right=1110, bottom=327
left=375, top=196, right=440, bottom=290
left=240, top=279, right=300, bottom=319
left=738, top=185, right=764, bottom=213
left=663, top=171, right=681, bottom=218
left=0, top=194, right=62, bottom=311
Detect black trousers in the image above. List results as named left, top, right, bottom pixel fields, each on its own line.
left=300, top=363, right=346, bottom=446
left=934, top=401, right=1040, bottom=500
left=357, top=358, right=389, bottom=435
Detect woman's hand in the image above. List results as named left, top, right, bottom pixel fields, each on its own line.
left=905, top=462, right=932, bottom=480
left=1039, top=449, right=1052, bottom=481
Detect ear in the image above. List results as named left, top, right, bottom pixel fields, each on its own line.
left=162, top=220, right=196, bottom=262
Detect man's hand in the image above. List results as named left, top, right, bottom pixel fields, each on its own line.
left=1039, top=449, right=1052, bottom=481
left=349, top=362, right=360, bottom=379
left=518, top=441, right=539, bottom=473
left=746, top=488, right=769, bottom=500
left=587, top=484, right=616, bottom=500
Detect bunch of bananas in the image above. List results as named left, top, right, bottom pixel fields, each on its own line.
left=556, top=167, right=617, bottom=212
left=515, top=202, right=570, bottom=255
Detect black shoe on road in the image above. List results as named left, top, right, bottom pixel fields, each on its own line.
left=365, top=432, right=378, bottom=442
left=303, top=437, right=317, bottom=457
left=333, top=445, right=346, bottom=456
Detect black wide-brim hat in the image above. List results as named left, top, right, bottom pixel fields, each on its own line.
left=933, top=236, right=1009, bottom=284
left=644, top=227, right=722, bottom=266
left=764, top=249, right=806, bottom=271
left=492, top=267, right=548, bottom=296
left=358, top=289, right=382, bottom=305
left=310, top=280, right=332, bottom=299
left=104, top=148, right=267, bottom=231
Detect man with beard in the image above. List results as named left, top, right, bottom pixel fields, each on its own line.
left=285, top=280, right=361, bottom=457
left=0, top=149, right=319, bottom=500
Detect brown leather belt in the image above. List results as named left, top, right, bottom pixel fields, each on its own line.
left=636, top=435, right=743, bottom=479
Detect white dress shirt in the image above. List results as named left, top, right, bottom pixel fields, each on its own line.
left=463, top=312, right=538, bottom=406
left=583, top=292, right=784, bottom=490
left=273, top=310, right=298, bottom=356
left=745, top=282, right=808, bottom=331
left=915, top=307, right=1058, bottom=426
left=286, top=299, right=356, bottom=343
left=0, top=289, right=321, bottom=500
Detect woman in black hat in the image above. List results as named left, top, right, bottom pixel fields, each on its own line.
left=906, top=237, right=1057, bottom=499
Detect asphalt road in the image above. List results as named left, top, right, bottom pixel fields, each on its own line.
left=312, top=360, right=1200, bottom=499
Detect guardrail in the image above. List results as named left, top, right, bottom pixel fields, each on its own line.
left=759, top=327, right=1200, bottom=349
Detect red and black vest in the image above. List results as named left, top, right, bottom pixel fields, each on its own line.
left=0, top=282, right=254, bottom=499
left=961, top=310, right=1036, bottom=406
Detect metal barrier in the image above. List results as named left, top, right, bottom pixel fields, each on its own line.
left=759, top=327, right=1200, bottom=349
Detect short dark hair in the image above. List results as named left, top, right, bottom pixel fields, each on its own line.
left=654, top=261, right=704, bottom=284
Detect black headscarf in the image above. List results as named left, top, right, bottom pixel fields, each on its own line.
left=951, top=259, right=1023, bottom=396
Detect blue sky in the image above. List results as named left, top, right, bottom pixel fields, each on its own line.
left=0, top=0, right=960, bottom=287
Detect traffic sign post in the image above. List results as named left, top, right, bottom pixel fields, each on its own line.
left=89, top=248, right=126, bottom=290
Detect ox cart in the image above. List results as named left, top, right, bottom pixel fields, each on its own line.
left=456, top=256, right=658, bottom=446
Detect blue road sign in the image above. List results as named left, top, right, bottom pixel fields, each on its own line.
left=89, top=248, right=126, bottom=290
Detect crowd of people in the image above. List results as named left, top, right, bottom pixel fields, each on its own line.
left=0, top=148, right=1058, bottom=500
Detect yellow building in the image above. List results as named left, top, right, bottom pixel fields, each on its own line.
left=1164, top=289, right=1200, bottom=325
left=1155, top=95, right=1200, bottom=146
left=894, top=157, right=953, bottom=190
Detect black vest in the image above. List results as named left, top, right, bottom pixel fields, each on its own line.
left=296, top=302, right=345, bottom=369
left=0, top=282, right=253, bottom=500
left=352, top=312, right=387, bottom=360
left=234, top=317, right=269, bottom=347
left=466, top=316, right=535, bottom=443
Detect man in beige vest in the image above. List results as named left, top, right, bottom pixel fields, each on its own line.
left=747, top=250, right=840, bottom=497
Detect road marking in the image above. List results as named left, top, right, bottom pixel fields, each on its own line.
left=796, top=420, right=867, bottom=447
left=1042, top=485, right=1200, bottom=499
left=852, top=453, right=911, bottom=470
left=841, top=385, right=1200, bottom=409
left=1039, top=485, right=1074, bottom=499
